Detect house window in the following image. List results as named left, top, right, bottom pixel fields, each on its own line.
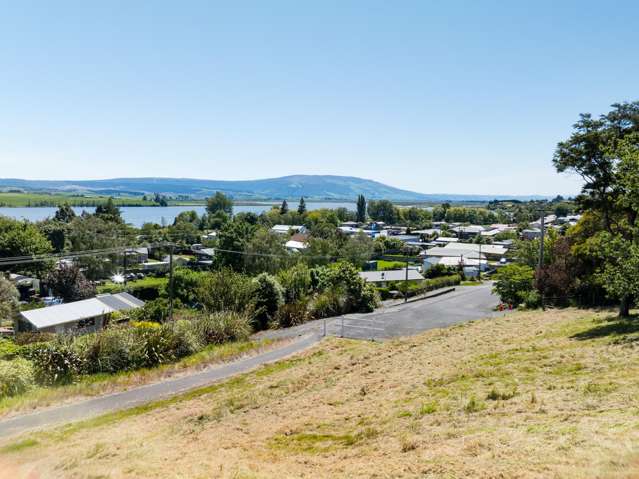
left=77, top=317, right=96, bottom=329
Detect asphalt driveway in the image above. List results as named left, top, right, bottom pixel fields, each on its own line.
left=256, top=282, right=503, bottom=341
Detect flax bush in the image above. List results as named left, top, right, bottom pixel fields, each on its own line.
left=0, top=358, right=35, bottom=398
left=195, top=311, right=251, bottom=345
left=27, top=337, right=84, bottom=385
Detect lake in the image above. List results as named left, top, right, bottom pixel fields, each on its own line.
left=0, top=202, right=356, bottom=227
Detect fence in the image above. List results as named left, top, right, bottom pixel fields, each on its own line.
left=324, top=314, right=386, bottom=341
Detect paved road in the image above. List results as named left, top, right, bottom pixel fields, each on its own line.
left=256, top=282, right=502, bottom=341
left=0, top=283, right=500, bottom=438
left=0, top=333, right=320, bottom=439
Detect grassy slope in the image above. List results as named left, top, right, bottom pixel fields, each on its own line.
left=0, top=338, right=277, bottom=420
left=3, top=308, right=639, bottom=478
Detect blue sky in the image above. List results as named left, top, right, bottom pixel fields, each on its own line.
left=1, top=1, right=637, bottom=196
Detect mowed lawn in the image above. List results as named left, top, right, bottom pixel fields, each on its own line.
left=3, top=308, right=639, bottom=478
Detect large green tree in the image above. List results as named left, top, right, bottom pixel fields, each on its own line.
left=54, top=203, right=76, bottom=223
left=206, top=192, right=233, bottom=216
left=367, top=199, right=397, bottom=224
left=0, top=216, right=53, bottom=275
left=45, top=264, right=96, bottom=302
left=551, top=102, right=639, bottom=316
left=356, top=194, right=366, bottom=223
left=215, top=219, right=256, bottom=270
left=297, top=197, right=306, bottom=215
left=553, top=101, right=639, bottom=232
left=95, top=197, right=123, bottom=224
left=243, top=228, right=290, bottom=274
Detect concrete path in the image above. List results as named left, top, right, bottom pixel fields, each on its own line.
left=0, top=333, right=320, bottom=439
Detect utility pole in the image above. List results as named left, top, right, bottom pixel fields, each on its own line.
left=538, top=212, right=546, bottom=310
left=123, top=249, right=128, bottom=287
left=404, top=256, right=409, bottom=303
left=477, top=240, right=482, bottom=282
left=168, top=244, right=174, bottom=321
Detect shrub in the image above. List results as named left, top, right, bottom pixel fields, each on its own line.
left=395, top=274, right=461, bottom=298
left=129, top=297, right=175, bottom=323
left=274, top=301, right=311, bottom=328
left=252, top=273, right=284, bottom=330
left=312, top=262, right=380, bottom=314
left=376, top=287, right=392, bottom=300
left=195, top=311, right=252, bottom=344
left=14, top=331, right=56, bottom=345
left=359, top=283, right=380, bottom=313
left=423, top=263, right=456, bottom=279
left=127, top=277, right=167, bottom=300
left=0, top=358, right=35, bottom=398
left=309, top=287, right=346, bottom=318
left=493, top=264, right=535, bottom=306
left=74, top=320, right=204, bottom=375
left=197, top=268, right=256, bottom=315
left=522, top=290, right=542, bottom=309
left=166, top=320, right=203, bottom=358
left=277, top=263, right=312, bottom=303
left=131, top=322, right=177, bottom=368
left=166, top=268, right=204, bottom=306
left=0, top=338, right=21, bottom=360
left=27, top=338, right=84, bottom=385
left=78, top=327, right=138, bottom=374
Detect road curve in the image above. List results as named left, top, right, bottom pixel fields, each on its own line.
left=0, top=283, right=501, bottom=438
left=0, top=333, right=320, bottom=439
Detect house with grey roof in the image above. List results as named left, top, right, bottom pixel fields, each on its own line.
left=18, top=292, right=145, bottom=334
left=359, top=269, right=424, bottom=286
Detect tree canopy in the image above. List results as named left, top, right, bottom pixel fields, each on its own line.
left=206, top=192, right=233, bottom=216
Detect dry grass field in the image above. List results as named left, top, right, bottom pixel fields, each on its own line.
left=3, top=308, right=639, bottom=478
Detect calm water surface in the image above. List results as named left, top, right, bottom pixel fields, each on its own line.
left=0, top=202, right=356, bottom=227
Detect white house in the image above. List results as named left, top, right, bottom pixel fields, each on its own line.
left=285, top=233, right=309, bottom=252
left=441, top=242, right=507, bottom=258
left=271, top=225, right=305, bottom=235
left=18, top=292, right=145, bottom=334
left=359, top=269, right=423, bottom=286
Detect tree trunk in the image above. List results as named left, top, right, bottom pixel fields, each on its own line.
left=619, top=296, right=631, bottom=318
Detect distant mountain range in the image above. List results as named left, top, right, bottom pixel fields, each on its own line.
left=0, top=175, right=551, bottom=202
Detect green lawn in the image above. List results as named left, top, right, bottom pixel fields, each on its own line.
left=0, top=192, right=155, bottom=207
left=375, top=260, right=408, bottom=270
left=97, top=276, right=168, bottom=294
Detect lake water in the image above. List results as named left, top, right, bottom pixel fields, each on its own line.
left=0, top=202, right=356, bottom=227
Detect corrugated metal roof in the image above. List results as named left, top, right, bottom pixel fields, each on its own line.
left=425, top=248, right=486, bottom=259
left=442, top=242, right=507, bottom=256
left=428, top=256, right=487, bottom=267
left=96, top=292, right=144, bottom=311
left=21, top=293, right=145, bottom=330
left=359, top=270, right=424, bottom=283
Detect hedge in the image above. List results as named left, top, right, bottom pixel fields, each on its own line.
left=395, top=274, right=461, bottom=297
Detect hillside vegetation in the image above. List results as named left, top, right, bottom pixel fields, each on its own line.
left=0, top=192, right=155, bottom=207
left=3, top=308, right=639, bottom=478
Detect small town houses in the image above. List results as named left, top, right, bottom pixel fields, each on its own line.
left=1, top=207, right=573, bottom=339
left=17, top=292, right=144, bottom=334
